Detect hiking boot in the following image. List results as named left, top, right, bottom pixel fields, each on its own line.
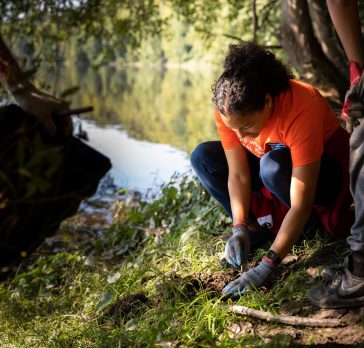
left=321, top=256, right=349, bottom=282
left=309, top=261, right=364, bottom=309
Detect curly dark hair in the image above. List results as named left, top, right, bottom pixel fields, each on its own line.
left=212, top=42, right=294, bottom=116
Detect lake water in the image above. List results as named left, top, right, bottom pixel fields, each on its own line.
left=43, top=66, right=219, bottom=193
left=81, top=121, right=191, bottom=193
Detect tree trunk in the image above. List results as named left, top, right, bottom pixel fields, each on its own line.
left=280, top=0, right=348, bottom=103
left=307, top=1, right=348, bottom=85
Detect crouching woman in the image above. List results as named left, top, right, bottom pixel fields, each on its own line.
left=190, top=42, right=352, bottom=298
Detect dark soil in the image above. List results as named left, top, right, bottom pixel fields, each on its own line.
left=103, top=292, right=149, bottom=320
left=196, top=270, right=238, bottom=294
left=227, top=320, right=364, bottom=346
left=153, top=269, right=239, bottom=303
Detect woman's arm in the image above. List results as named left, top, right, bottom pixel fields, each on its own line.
left=224, top=145, right=251, bottom=225
left=270, top=159, right=321, bottom=258
left=222, top=159, right=321, bottom=298
left=222, top=145, right=253, bottom=268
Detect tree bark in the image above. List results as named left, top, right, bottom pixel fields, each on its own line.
left=307, top=1, right=348, bottom=84
left=280, top=0, right=347, bottom=101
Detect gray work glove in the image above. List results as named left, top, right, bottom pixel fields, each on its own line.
left=224, top=225, right=251, bottom=269
left=344, top=65, right=364, bottom=132
left=222, top=258, right=275, bottom=299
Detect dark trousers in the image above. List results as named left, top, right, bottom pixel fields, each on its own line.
left=348, top=120, right=364, bottom=253
left=190, top=141, right=342, bottom=241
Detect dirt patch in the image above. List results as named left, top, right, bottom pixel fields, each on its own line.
left=227, top=304, right=364, bottom=346
left=259, top=322, right=364, bottom=346
left=154, top=257, right=264, bottom=301
left=226, top=318, right=364, bottom=346
left=104, top=292, right=149, bottom=320
left=154, top=269, right=240, bottom=302
left=310, top=306, right=364, bottom=325
left=195, top=270, right=238, bottom=294
left=154, top=274, right=198, bottom=302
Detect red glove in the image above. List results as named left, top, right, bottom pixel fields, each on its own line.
left=342, top=61, right=363, bottom=122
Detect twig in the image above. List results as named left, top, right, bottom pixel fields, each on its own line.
left=56, top=106, right=94, bottom=117
left=125, top=223, right=149, bottom=233
left=221, top=34, right=282, bottom=49
left=251, top=0, right=257, bottom=43
left=228, top=305, right=344, bottom=327
left=259, top=0, right=280, bottom=27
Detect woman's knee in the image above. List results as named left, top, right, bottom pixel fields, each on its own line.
left=190, top=142, right=209, bottom=171
left=190, top=141, right=224, bottom=173
left=260, top=149, right=292, bottom=189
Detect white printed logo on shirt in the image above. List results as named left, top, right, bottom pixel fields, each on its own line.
left=257, top=214, right=273, bottom=228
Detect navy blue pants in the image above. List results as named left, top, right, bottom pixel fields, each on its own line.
left=190, top=141, right=341, bottom=221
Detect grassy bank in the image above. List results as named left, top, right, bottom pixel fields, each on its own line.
left=0, top=175, right=363, bottom=347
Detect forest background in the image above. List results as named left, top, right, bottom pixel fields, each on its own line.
left=3, top=0, right=364, bottom=101
left=2, top=0, right=364, bottom=153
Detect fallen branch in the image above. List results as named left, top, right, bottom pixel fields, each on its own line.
left=228, top=305, right=344, bottom=328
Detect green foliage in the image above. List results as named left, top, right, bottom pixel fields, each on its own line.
left=1, top=1, right=164, bottom=62
left=2, top=1, right=282, bottom=69
left=0, top=174, right=341, bottom=347
left=95, top=174, right=229, bottom=262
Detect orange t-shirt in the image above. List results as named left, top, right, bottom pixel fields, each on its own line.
left=215, top=80, right=341, bottom=167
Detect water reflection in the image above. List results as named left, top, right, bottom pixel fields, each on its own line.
left=81, top=120, right=191, bottom=192
left=39, top=66, right=219, bottom=192
left=42, top=66, right=218, bottom=153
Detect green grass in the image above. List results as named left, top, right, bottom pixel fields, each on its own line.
left=0, top=174, right=349, bottom=347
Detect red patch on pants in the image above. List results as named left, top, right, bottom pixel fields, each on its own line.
left=249, top=127, right=353, bottom=237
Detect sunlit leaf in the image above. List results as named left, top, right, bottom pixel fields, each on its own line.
left=95, top=290, right=115, bottom=314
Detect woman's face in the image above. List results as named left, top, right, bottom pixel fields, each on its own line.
left=221, top=95, right=273, bottom=139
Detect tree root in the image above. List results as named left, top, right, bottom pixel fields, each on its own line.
left=228, top=305, right=344, bottom=327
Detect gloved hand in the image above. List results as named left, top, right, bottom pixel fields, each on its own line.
left=342, top=61, right=364, bottom=132
left=346, top=74, right=364, bottom=131
left=224, top=224, right=250, bottom=269
left=222, top=257, right=275, bottom=299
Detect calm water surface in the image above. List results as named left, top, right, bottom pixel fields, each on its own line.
left=45, top=66, right=218, bottom=193
left=81, top=121, right=191, bottom=192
